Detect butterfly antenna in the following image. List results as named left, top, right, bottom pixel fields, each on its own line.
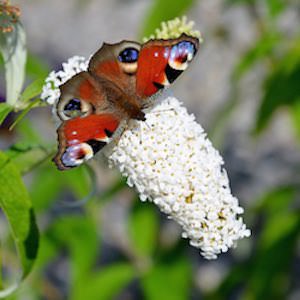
left=146, top=107, right=177, bottom=116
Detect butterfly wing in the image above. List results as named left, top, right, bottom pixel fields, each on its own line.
left=88, top=40, right=141, bottom=97
left=54, top=72, right=121, bottom=170
left=88, top=40, right=147, bottom=120
left=136, top=34, right=199, bottom=98
left=53, top=35, right=199, bottom=170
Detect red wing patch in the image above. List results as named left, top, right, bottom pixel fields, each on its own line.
left=63, top=114, right=119, bottom=144
left=136, top=35, right=199, bottom=98
left=136, top=46, right=170, bottom=97
left=54, top=114, right=120, bottom=170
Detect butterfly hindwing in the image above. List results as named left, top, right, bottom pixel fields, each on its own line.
left=54, top=72, right=121, bottom=170
left=54, top=113, right=120, bottom=170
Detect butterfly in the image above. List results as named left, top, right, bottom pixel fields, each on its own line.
left=53, top=33, right=199, bottom=170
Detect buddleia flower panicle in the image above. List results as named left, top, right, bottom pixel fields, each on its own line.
left=143, top=16, right=203, bottom=43
left=106, top=95, right=250, bottom=259
left=41, top=17, right=250, bottom=259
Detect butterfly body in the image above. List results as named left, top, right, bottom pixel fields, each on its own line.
left=54, top=33, right=199, bottom=170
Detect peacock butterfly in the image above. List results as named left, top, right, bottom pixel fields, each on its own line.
left=53, top=33, right=199, bottom=170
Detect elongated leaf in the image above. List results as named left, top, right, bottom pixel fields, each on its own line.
left=0, top=22, right=27, bottom=107
left=255, top=62, right=300, bottom=133
left=0, top=102, right=12, bottom=125
left=254, top=186, right=296, bottom=215
left=5, top=143, right=54, bottom=174
left=233, top=32, right=281, bottom=80
left=19, top=78, right=45, bottom=104
left=73, top=263, right=135, bottom=300
left=49, top=216, right=99, bottom=281
left=129, top=203, right=159, bottom=257
left=9, top=98, right=42, bottom=130
left=141, top=0, right=195, bottom=38
left=30, top=164, right=91, bottom=211
left=142, top=257, right=191, bottom=300
left=26, top=52, right=49, bottom=79
left=266, top=0, right=286, bottom=17
left=0, top=152, right=39, bottom=298
left=244, top=212, right=300, bottom=299
left=290, top=100, right=300, bottom=141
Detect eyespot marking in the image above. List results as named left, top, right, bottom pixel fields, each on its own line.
left=58, top=98, right=93, bottom=120
left=61, top=143, right=93, bottom=167
left=118, top=47, right=139, bottom=63
left=169, top=41, right=197, bottom=71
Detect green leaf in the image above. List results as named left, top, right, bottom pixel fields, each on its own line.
left=142, top=257, right=191, bottom=300
left=258, top=211, right=299, bottom=252
left=30, top=164, right=92, bottom=211
left=129, top=203, right=159, bottom=257
left=244, top=212, right=300, bottom=299
left=29, top=165, right=62, bottom=211
left=225, top=0, right=256, bottom=4
left=0, top=152, right=39, bottom=298
left=254, top=186, right=296, bottom=216
left=141, top=0, right=195, bottom=39
left=0, top=22, right=27, bottom=107
left=0, top=102, right=12, bottom=125
left=255, top=61, right=300, bottom=133
left=49, top=216, right=99, bottom=281
left=15, top=117, right=43, bottom=144
left=19, top=78, right=45, bottom=104
left=266, top=0, right=286, bottom=18
left=9, top=98, right=43, bottom=130
left=290, top=100, right=300, bottom=141
left=233, top=32, right=281, bottom=80
left=62, top=166, right=93, bottom=199
left=5, top=143, right=54, bottom=174
left=207, top=185, right=299, bottom=300
left=73, top=263, right=135, bottom=300
left=26, top=52, right=49, bottom=79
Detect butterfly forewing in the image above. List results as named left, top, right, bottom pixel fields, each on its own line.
left=54, top=72, right=121, bottom=170
left=88, top=41, right=141, bottom=96
left=136, top=34, right=199, bottom=98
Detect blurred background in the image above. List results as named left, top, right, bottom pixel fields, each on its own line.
left=0, top=0, right=300, bottom=299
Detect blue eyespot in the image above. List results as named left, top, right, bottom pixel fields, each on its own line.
left=170, top=41, right=196, bottom=61
left=118, top=48, right=139, bottom=63
left=64, top=98, right=81, bottom=112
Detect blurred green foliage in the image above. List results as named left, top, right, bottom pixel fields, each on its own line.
left=0, top=0, right=299, bottom=299
left=141, top=0, right=195, bottom=38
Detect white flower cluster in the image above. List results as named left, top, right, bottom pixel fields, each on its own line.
left=107, top=96, right=250, bottom=259
left=41, top=56, right=88, bottom=105
left=40, top=55, right=250, bottom=260
left=143, top=16, right=203, bottom=42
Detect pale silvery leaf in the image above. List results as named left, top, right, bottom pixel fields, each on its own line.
left=0, top=22, right=27, bottom=107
